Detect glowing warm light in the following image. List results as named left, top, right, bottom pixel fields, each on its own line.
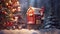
left=18, top=7, right=20, bottom=8
left=11, top=18, right=14, bottom=21
left=27, top=7, right=34, bottom=16
left=9, top=0, right=12, bottom=4
left=9, top=14, right=13, bottom=17
left=6, top=3, right=8, bottom=6
left=17, top=1, right=20, bottom=5
left=12, top=9, right=16, bottom=12
left=17, top=7, right=21, bottom=11
left=29, top=10, right=32, bottom=13
left=4, top=12, right=8, bottom=14
left=14, top=17, right=18, bottom=21
left=28, top=21, right=33, bottom=24
left=29, top=14, right=33, bottom=16
left=40, top=12, right=43, bottom=15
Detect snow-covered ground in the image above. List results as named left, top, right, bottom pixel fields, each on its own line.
left=0, top=29, right=40, bottom=34
left=0, top=29, right=60, bottom=34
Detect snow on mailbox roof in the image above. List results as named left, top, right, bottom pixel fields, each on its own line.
left=34, top=8, right=40, bottom=14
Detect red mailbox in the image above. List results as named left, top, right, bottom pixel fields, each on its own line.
left=27, top=7, right=35, bottom=24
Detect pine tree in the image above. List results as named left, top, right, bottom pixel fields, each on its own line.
left=43, top=0, right=59, bottom=29
left=0, top=0, right=21, bottom=27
